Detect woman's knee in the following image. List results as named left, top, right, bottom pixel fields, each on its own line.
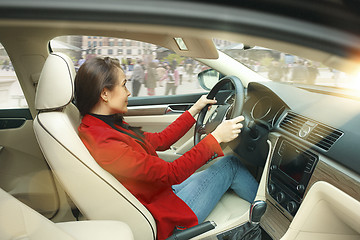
left=218, top=155, right=243, bottom=168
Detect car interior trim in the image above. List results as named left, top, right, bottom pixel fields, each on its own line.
left=126, top=104, right=193, bottom=116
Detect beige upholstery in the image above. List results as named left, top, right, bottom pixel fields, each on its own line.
left=57, top=221, right=133, bottom=240
left=281, top=181, right=360, bottom=240
left=33, top=53, right=156, bottom=240
left=33, top=52, right=250, bottom=240
left=35, top=52, right=74, bottom=110
left=0, top=188, right=133, bottom=240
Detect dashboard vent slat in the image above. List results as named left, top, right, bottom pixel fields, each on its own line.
left=280, top=111, right=343, bottom=151
left=308, top=124, right=343, bottom=151
left=279, top=112, right=306, bottom=136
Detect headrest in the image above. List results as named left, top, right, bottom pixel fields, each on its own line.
left=35, top=52, right=76, bottom=111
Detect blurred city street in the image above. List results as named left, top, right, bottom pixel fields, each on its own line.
left=125, top=71, right=207, bottom=98
left=1, top=65, right=357, bottom=110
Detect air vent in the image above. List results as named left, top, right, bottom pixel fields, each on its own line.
left=280, top=112, right=343, bottom=151
left=307, top=124, right=343, bottom=151
left=279, top=112, right=307, bottom=136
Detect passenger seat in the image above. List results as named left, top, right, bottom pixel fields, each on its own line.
left=0, top=188, right=134, bottom=240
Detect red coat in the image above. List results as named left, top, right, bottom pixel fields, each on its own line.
left=78, top=111, right=224, bottom=240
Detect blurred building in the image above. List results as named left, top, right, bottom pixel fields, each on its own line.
left=83, top=36, right=157, bottom=64
left=51, top=36, right=82, bottom=60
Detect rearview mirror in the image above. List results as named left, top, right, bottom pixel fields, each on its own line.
left=197, top=69, right=223, bottom=91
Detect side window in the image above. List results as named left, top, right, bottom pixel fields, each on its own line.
left=51, top=36, right=208, bottom=97
left=0, top=43, right=28, bottom=109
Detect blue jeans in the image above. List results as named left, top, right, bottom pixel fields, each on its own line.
left=172, top=155, right=258, bottom=223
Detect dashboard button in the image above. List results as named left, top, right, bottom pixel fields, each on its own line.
left=276, top=192, right=285, bottom=203
left=268, top=183, right=276, bottom=195
left=270, top=165, right=278, bottom=171
left=287, top=201, right=298, bottom=213
left=296, top=184, right=305, bottom=194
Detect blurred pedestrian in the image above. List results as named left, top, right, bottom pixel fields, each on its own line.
left=164, top=64, right=179, bottom=95
left=156, top=62, right=166, bottom=87
left=2, top=59, right=9, bottom=70
left=306, top=61, right=319, bottom=84
left=145, top=61, right=158, bottom=96
left=291, top=60, right=309, bottom=83
left=178, top=64, right=185, bottom=85
left=131, top=59, right=145, bottom=97
left=186, top=61, right=194, bottom=82
left=268, top=61, right=283, bottom=82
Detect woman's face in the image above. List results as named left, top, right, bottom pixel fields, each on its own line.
left=104, top=68, right=131, bottom=114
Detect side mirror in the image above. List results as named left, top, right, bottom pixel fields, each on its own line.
left=197, top=69, right=223, bottom=91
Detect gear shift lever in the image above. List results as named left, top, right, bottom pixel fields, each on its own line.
left=249, top=200, right=267, bottom=224
left=228, top=201, right=267, bottom=240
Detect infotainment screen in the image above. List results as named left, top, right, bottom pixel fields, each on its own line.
left=279, top=142, right=308, bottom=183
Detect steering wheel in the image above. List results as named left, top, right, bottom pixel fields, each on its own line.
left=194, top=76, right=245, bottom=145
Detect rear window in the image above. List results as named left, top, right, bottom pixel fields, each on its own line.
left=0, top=43, right=28, bottom=109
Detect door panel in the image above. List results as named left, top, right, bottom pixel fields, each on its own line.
left=125, top=93, right=205, bottom=149
left=0, top=109, right=59, bottom=218
left=125, top=113, right=191, bottom=149
left=0, top=118, right=26, bottom=129
left=127, top=93, right=204, bottom=106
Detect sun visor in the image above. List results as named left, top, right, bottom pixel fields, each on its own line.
left=166, top=37, right=219, bottom=59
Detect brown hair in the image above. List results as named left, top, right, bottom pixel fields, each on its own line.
left=74, top=57, right=121, bottom=116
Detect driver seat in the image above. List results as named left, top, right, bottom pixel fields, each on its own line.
left=33, top=52, right=156, bottom=240
left=33, top=52, right=250, bottom=240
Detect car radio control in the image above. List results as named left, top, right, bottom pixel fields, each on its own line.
left=286, top=201, right=298, bottom=214
left=268, top=183, right=276, bottom=195
left=268, top=138, right=319, bottom=217
left=270, top=165, right=277, bottom=171
left=276, top=192, right=285, bottom=203
left=296, top=184, right=305, bottom=194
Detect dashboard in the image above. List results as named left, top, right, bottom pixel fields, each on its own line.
left=240, top=81, right=360, bottom=239
left=242, top=81, right=360, bottom=174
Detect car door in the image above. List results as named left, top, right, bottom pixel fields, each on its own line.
left=0, top=54, right=60, bottom=219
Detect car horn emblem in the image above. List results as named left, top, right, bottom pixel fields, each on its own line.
left=209, top=110, right=217, bottom=122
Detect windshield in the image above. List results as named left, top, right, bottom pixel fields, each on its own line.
left=215, top=40, right=359, bottom=93
left=50, top=35, right=360, bottom=98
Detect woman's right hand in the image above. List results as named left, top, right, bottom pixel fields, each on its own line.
left=211, top=116, right=244, bottom=143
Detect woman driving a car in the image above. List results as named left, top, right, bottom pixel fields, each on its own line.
left=74, top=57, right=258, bottom=240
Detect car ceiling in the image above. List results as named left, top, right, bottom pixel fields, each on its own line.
left=187, top=0, right=360, bottom=34
left=0, top=0, right=359, bottom=72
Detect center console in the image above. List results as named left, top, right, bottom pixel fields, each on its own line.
left=268, top=138, right=318, bottom=217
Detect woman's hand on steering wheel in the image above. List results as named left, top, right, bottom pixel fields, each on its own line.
left=188, top=95, right=217, bottom=117
left=211, top=116, right=244, bottom=143
left=194, top=76, right=245, bottom=145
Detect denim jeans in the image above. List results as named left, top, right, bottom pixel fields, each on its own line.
left=172, top=155, right=258, bottom=224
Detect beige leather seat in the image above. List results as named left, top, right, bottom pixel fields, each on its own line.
left=33, top=52, right=250, bottom=240
left=33, top=52, right=156, bottom=240
left=0, top=188, right=133, bottom=240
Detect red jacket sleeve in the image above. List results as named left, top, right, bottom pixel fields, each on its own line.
left=144, top=110, right=196, bottom=151
left=82, top=127, right=223, bottom=186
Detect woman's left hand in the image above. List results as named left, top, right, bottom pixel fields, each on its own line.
left=188, top=95, right=217, bottom=117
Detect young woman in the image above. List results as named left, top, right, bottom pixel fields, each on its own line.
left=75, top=57, right=258, bottom=240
